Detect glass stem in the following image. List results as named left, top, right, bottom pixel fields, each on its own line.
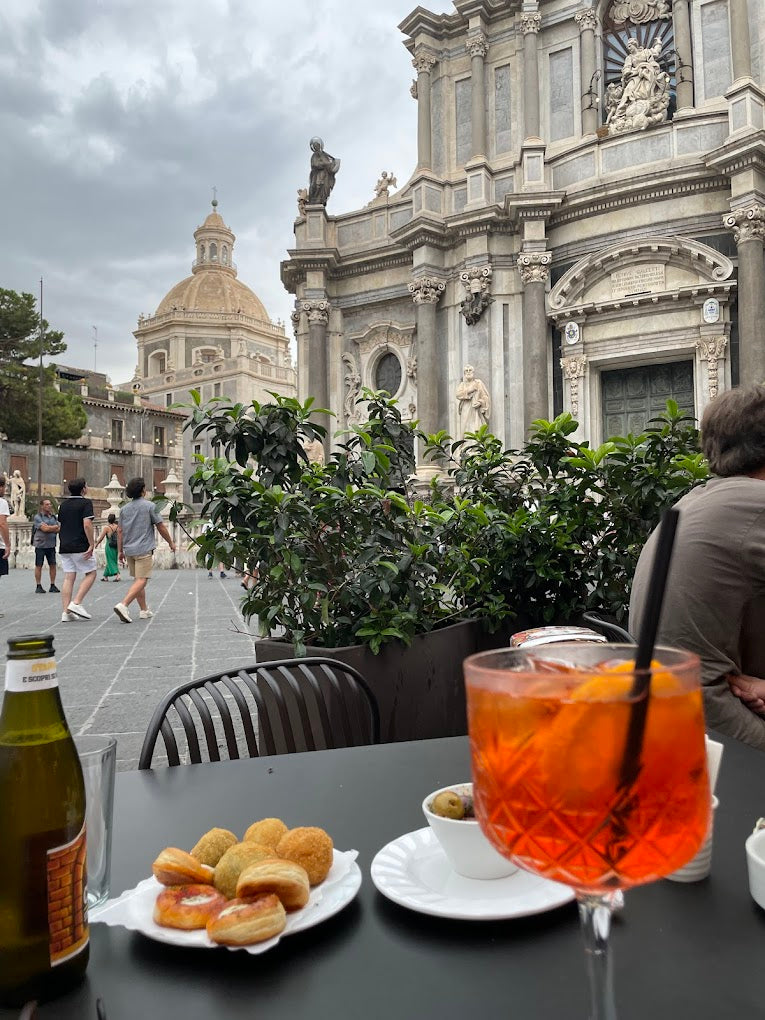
left=577, top=893, right=618, bottom=1020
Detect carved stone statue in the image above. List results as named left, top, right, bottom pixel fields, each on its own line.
left=342, top=352, right=362, bottom=426
left=302, top=437, right=325, bottom=466
left=9, top=469, right=26, bottom=519
left=459, top=266, right=493, bottom=326
left=609, top=0, right=670, bottom=25
left=456, top=365, right=491, bottom=438
left=296, top=188, right=309, bottom=217
left=606, top=37, right=670, bottom=135
left=308, top=137, right=340, bottom=206
left=373, top=171, right=397, bottom=201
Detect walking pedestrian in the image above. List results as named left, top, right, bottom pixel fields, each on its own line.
left=113, top=477, right=176, bottom=623
left=57, top=478, right=97, bottom=622
left=32, top=498, right=60, bottom=593
left=0, top=477, right=9, bottom=616
left=95, top=513, right=121, bottom=581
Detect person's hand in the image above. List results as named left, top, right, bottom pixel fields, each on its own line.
left=728, top=674, right=765, bottom=716
left=168, top=542, right=176, bottom=553
left=119, top=553, right=126, bottom=565
left=86, top=546, right=94, bottom=558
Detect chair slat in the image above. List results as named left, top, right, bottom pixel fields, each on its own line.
left=173, top=696, right=202, bottom=764
left=204, top=680, right=240, bottom=760
left=220, top=673, right=260, bottom=757
left=186, top=688, right=219, bottom=762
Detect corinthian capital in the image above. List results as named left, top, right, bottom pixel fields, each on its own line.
left=517, top=251, right=552, bottom=284
left=408, top=277, right=446, bottom=305
left=412, top=50, right=437, bottom=75
left=519, top=12, right=541, bottom=34
left=301, top=299, right=330, bottom=325
left=723, top=204, right=765, bottom=244
left=574, top=8, right=598, bottom=31
left=466, top=32, right=489, bottom=59
left=561, top=354, right=587, bottom=380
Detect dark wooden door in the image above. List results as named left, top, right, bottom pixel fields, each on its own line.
left=62, top=459, right=79, bottom=491
left=601, top=361, right=695, bottom=438
left=153, top=468, right=166, bottom=494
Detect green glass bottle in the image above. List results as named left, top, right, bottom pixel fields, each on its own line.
left=0, top=634, right=89, bottom=1006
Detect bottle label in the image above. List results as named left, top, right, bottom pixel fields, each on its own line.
left=5, top=657, right=58, bottom=692
left=47, top=822, right=89, bottom=966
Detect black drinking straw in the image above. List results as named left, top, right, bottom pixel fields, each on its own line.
left=617, top=507, right=680, bottom=790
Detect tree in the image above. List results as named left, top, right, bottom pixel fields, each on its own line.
left=0, top=288, right=85, bottom=443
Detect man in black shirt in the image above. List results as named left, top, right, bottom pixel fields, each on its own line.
left=58, top=477, right=97, bottom=622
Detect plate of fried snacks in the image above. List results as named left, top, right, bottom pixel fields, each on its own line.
left=91, top=818, right=361, bottom=954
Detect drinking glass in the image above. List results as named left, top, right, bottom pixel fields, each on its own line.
left=74, top=735, right=117, bottom=911
left=464, top=645, right=710, bottom=1020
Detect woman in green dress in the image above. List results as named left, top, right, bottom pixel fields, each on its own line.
left=95, top=513, right=121, bottom=581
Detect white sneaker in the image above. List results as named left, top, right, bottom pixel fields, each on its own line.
left=67, top=602, right=91, bottom=620
left=113, top=602, right=132, bottom=623
left=139, top=609, right=153, bottom=620
left=61, top=611, right=74, bottom=623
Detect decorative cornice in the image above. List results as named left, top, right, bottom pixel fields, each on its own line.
left=412, top=50, right=437, bottom=75
left=466, top=32, right=489, bottom=58
left=518, top=251, right=552, bottom=284
left=723, top=204, right=765, bottom=244
left=574, top=8, right=598, bottom=32
left=519, top=12, right=541, bottom=34
left=408, top=277, right=446, bottom=304
left=301, top=299, right=330, bottom=325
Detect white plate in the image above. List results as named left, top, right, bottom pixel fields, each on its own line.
left=371, top=828, right=574, bottom=921
left=91, top=849, right=361, bottom=954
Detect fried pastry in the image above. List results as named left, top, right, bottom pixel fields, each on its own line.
left=236, top=858, right=310, bottom=911
left=276, top=826, right=334, bottom=886
left=243, top=817, right=288, bottom=850
left=207, top=894, right=286, bottom=946
left=213, top=841, right=275, bottom=899
left=153, top=884, right=227, bottom=930
left=152, top=847, right=215, bottom=887
left=190, top=827, right=238, bottom=867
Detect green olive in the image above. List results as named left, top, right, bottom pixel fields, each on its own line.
left=430, top=790, right=465, bottom=819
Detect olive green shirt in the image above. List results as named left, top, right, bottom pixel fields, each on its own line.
left=629, top=476, right=765, bottom=752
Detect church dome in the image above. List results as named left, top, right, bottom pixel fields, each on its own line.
left=154, top=197, right=270, bottom=322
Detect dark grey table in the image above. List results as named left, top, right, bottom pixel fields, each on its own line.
left=4, top=733, right=764, bottom=1019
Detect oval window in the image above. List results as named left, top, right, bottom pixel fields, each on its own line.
left=375, top=352, right=402, bottom=396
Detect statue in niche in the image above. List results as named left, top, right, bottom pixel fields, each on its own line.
left=459, top=267, right=493, bottom=326
left=308, top=137, right=340, bottom=206
left=9, top=469, right=26, bottom=518
left=606, top=37, right=670, bottom=134
left=341, top=352, right=362, bottom=426
left=456, top=365, right=491, bottom=438
left=302, top=437, right=325, bottom=466
left=373, top=171, right=397, bottom=201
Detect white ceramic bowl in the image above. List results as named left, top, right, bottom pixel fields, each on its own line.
left=745, top=827, right=765, bottom=910
left=422, top=782, right=517, bottom=880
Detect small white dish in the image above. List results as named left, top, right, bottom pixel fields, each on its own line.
left=423, top=782, right=517, bottom=880
left=745, top=828, right=765, bottom=910
left=371, top=827, right=574, bottom=921
left=90, top=849, right=361, bottom=954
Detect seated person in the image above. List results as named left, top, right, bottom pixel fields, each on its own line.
left=629, top=384, right=765, bottom=752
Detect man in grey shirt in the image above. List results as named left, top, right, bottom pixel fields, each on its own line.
left=630, top=385, right=765, bottom=752
left=113, top=476, right=175, bottom=623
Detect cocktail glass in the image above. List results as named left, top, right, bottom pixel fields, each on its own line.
left=464, top=644, right=710, bottom=1020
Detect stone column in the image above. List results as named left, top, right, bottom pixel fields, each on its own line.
left=575, top=8, right=598, bottom=135
left=467, top=33, right=489, bottom=158
left=518, top=252, right=552, bottom=429
left=413, top=50, right=437, bottom=170
left=520, top=12, right=542, bottom=139
left=724, top=205, right=765, bottom=383
left=730, top=0, right=752, bottom=81
left=301, top=299, right=331, bottom=441
left=408, top=277, right=446, bottom=439
left=672, top=0, right=694, bottom=111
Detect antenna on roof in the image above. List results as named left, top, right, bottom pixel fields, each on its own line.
left=212, top=185, right=218, bottom=209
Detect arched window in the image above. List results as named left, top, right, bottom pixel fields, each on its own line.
left=210, top=242, right=218, bottom=261
left=149, top=352, right=167, bottom=376
left=222, top=245, right=229, bottom=266
left=199, top=243, right=206, bottom=262
left=375, top=352, right=402, bottom=396
left=602, top=7, right=676, bottom=124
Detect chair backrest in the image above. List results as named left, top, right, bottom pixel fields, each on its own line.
left=138, top=657, right=381, bottom=770
left=581, top=611, right=635, bottom=644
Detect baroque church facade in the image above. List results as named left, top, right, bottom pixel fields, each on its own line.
left=132, top=200, right=296, bottom=502
left=282, top=0, right=764, bottom=456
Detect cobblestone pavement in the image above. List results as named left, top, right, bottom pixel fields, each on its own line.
left=0, top=568, right=259, bottom=771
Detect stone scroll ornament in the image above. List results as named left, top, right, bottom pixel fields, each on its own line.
left=609, top=0, right=670, bottom=25
left=561, top=355, right=587, bottom=420
left=606, top=36, right=670, bottom=134
left=308, top=138, right=340, bottom=206
left=460, top=266, right=493, bottom=326
left=724, top=204, right=765, bottom=244
left=696, top=338, right=728, bottom=400
left=408, top=277, right=446, bottom=304
left=517, top=252, right=552, bottom=284
left=341, top=352, right=362, bottom=427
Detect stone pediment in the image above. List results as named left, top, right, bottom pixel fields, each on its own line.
left=350, top=322, right=415, bottom=356
left=548, top=237, right=734, bottom=317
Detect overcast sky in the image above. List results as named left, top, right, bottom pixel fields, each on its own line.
left=0, top=0, right=455, bottom=385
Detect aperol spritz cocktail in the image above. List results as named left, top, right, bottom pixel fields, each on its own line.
left=464, top=645, right=710, bottom=1018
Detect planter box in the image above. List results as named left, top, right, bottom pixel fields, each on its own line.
left=255, top=620, right=497, bottom=744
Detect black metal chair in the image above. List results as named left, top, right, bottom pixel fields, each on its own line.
left=138, top=657, right=380, bottom=770
left=581, top=611, right=635, bottom=644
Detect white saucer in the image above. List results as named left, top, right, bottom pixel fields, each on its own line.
left=371, top=827, right=575, bottom=921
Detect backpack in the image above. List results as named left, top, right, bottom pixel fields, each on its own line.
left=108, top=529, right=118, bottom=550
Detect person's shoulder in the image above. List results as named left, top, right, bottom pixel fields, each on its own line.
left=33, top=512, right=43, bottom=524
